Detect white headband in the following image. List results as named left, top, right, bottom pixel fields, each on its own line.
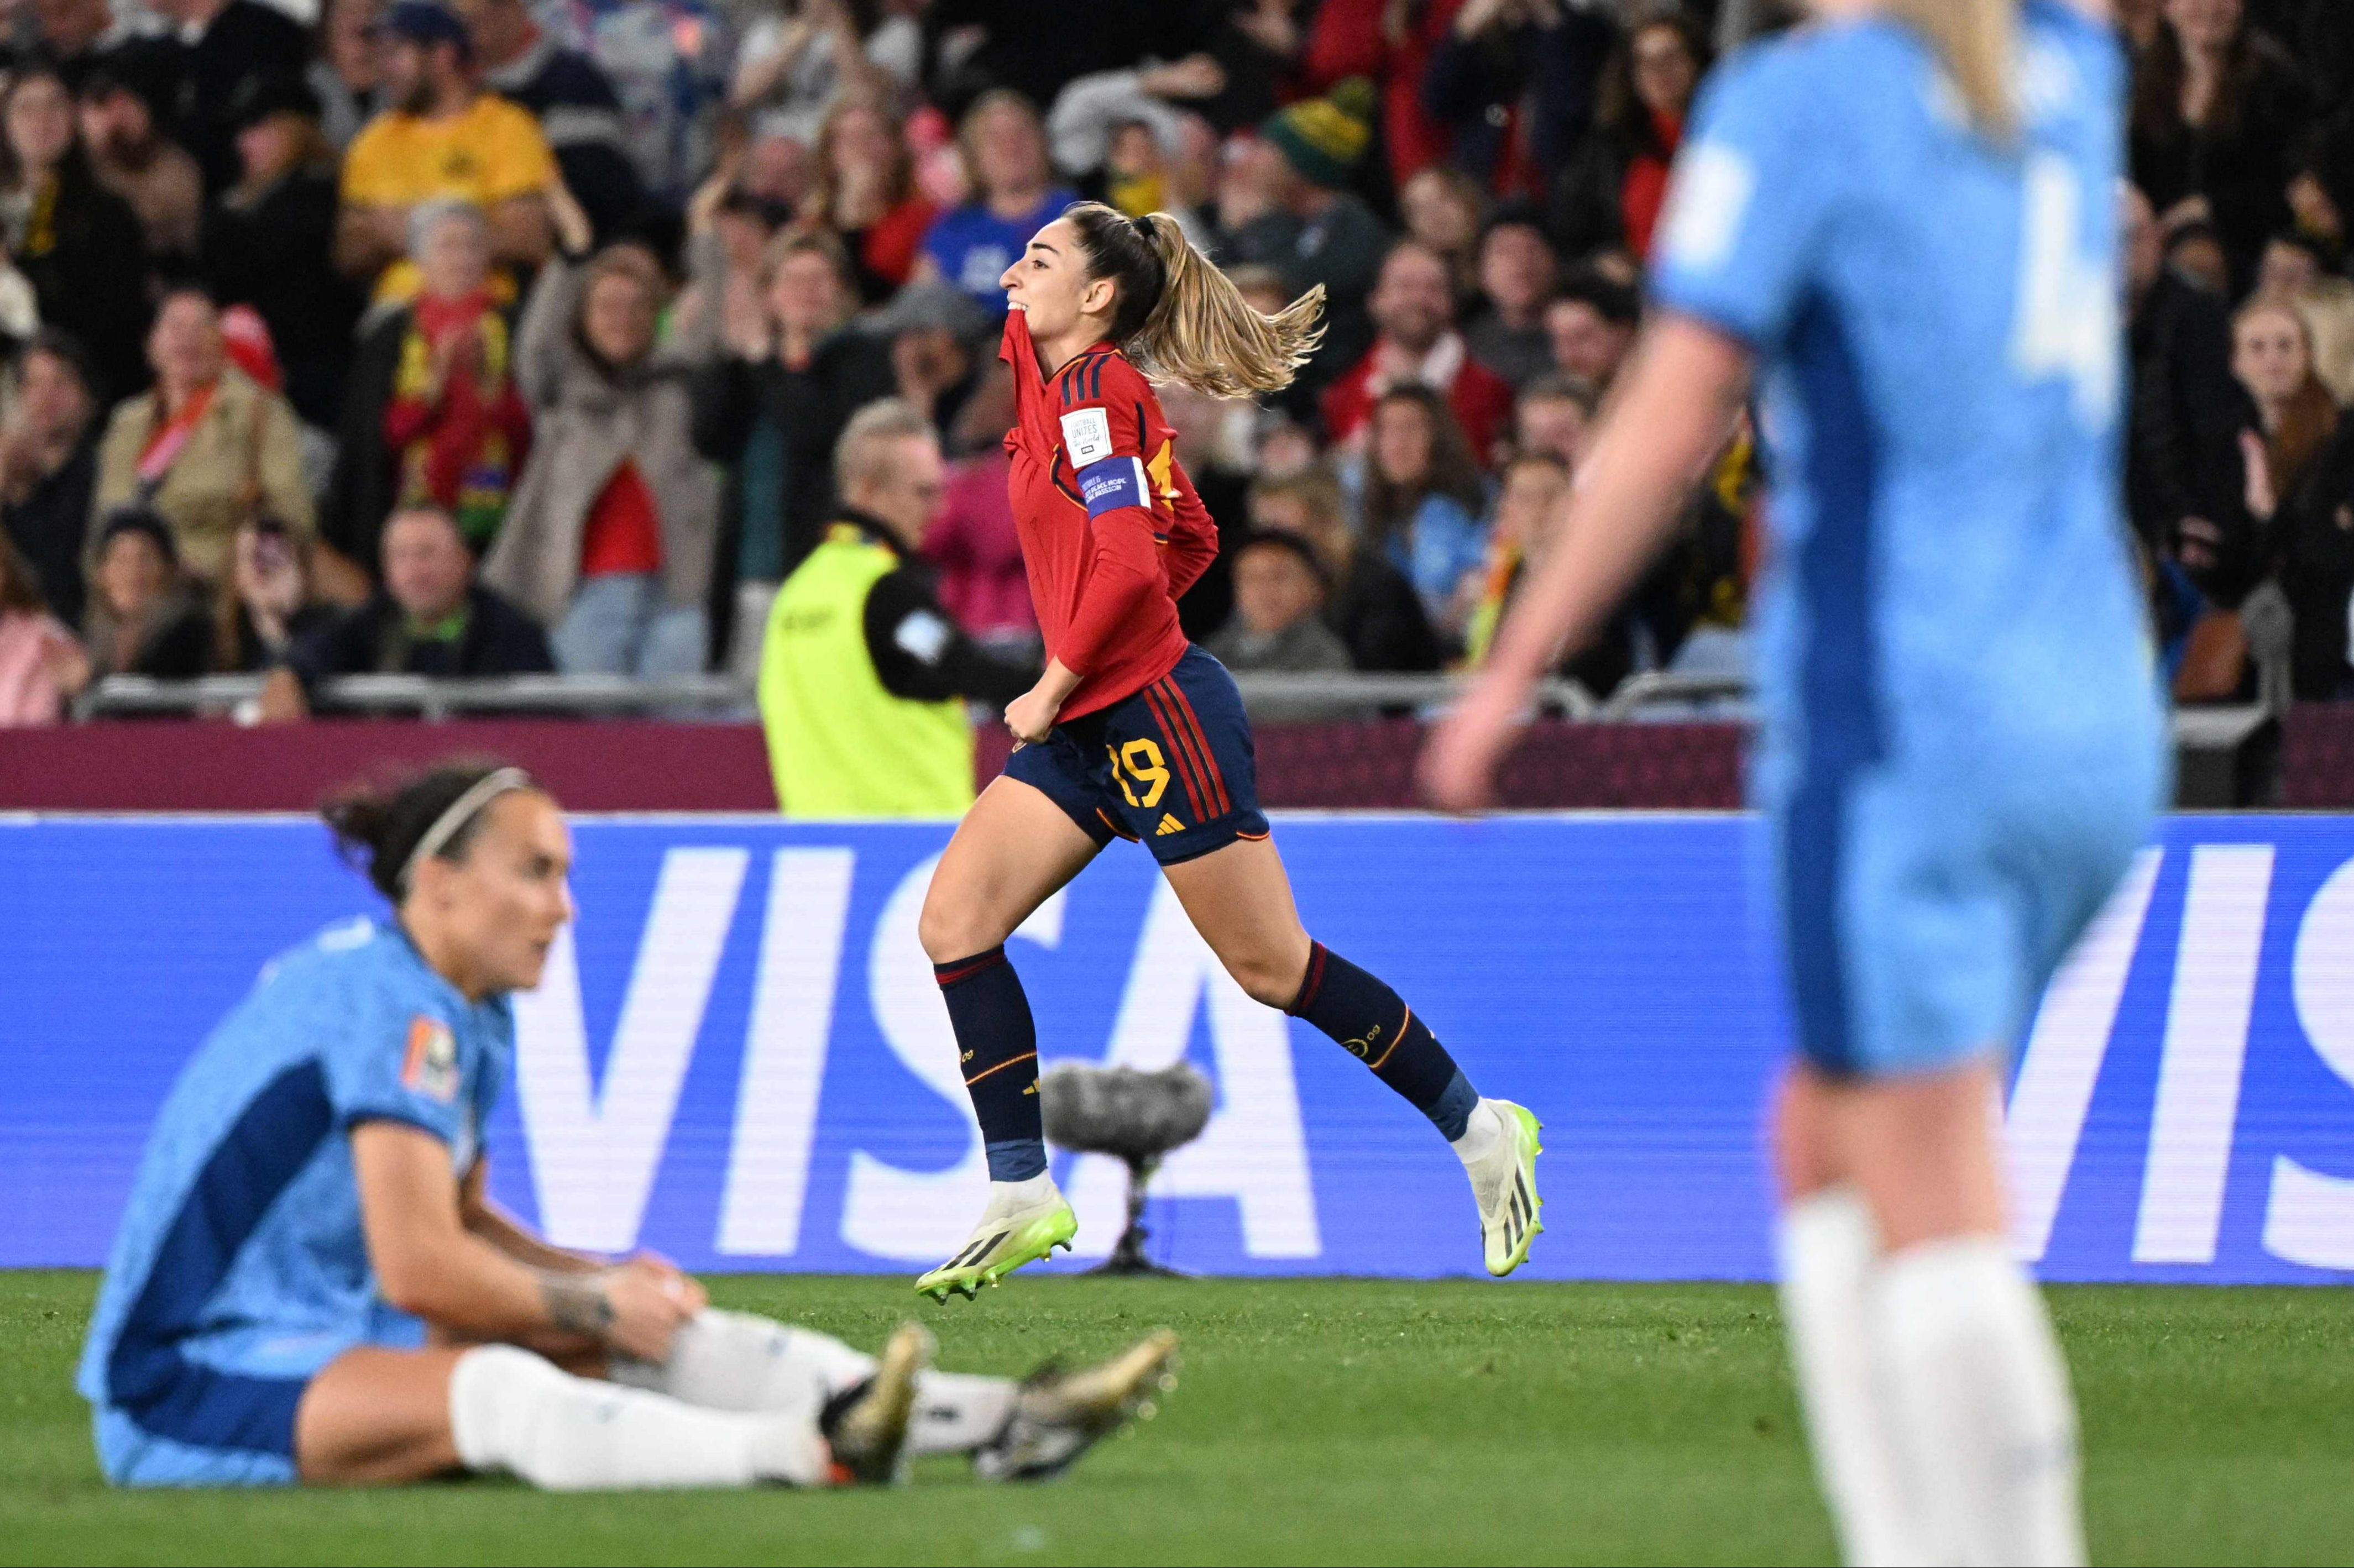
left=398, top=767, right=533, bottom=893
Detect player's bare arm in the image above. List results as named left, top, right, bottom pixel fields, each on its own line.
left=1424, top=316, right=1749, bottom=811
left=353, top=1120, right=694, bottom=1364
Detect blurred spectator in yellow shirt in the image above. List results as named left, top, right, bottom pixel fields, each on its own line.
left=335, top=0, right=555, bottom=305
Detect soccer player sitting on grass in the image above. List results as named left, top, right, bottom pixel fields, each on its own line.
left=77, top=759, right=1176, bottom=1491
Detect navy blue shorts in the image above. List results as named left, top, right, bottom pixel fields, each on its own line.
left=1006, top=646, right=1270, bottom=866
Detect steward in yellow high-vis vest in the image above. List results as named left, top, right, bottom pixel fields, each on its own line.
left=759, top=511, right=1035, bottom=817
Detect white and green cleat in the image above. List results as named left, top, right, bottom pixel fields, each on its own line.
left=1466, top=1099, right=1544, bottom=1277
left=916, top=1179, right=1079, bottom=1302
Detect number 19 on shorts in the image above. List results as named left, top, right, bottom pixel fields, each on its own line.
left=1110, top=740, right=1171, bottom=810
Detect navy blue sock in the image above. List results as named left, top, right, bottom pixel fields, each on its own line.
left=1286, top=942, right=1478, bottom=1141
left=934, top=947, right=1047, bottom=1182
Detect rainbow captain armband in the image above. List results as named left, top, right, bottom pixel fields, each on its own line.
left=1076, top=455, right=1151, bottom=518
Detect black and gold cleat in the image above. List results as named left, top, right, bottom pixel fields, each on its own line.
left=824, top=1321, right=934, bottom=1485
left=974, top=1329, right=1180, bottom=1481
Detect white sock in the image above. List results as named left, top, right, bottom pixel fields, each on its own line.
left=611, top=1309, right=1016, bottom=1458
left=1450, top=1099, right=1504, bottom=1166
left=908, top=1371, right=1018, bottom=1457
left=610, top=1310, right=859, bottom=1424
left=1874, top=1237, right=2086, bottom=1568
left=1776, top=1189, right=1926, bottom=1566
left=985, top=1171, right=1060, bottom=1215
left=449, top=1344, right=829, bottom=1491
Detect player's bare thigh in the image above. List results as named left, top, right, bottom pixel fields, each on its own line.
left=918, top=774, right=1103, bottom=962
left=294, top=1345, right=471, bottom=1485
left=1772, top=1058, right=2010, bottom=1252
left=1772, top=1066, right=1842, bottom=1204
left=297, top=1325, right=623, bottom=1484
left=428, top=1320, right=605, bottom=1376
left=1159, top=834, right=1314, bottom=1010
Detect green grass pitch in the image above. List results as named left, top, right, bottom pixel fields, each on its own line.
left=4, top=1271, right=2352, bottom=1565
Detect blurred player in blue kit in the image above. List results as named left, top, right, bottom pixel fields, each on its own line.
left=1426, top=0, right=2163, bottom=1561
left=79, top=761, right=1175, bottom=1490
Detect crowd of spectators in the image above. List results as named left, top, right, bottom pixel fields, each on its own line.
left=0, top=0, right=2346, bottom=730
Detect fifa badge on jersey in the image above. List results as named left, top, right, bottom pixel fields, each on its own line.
left=401, top=1016, right=461, bottom=1103
left=1060, top=406, right=1113, bottom=465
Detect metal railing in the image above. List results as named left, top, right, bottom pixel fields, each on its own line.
left=77, top=673, right=757, bottom=721
left=75, top=670, right=1604, bottom=722
left=69, top=669, right=2279, bottom=747
left=1228, top=672, right=1598, bottom=719
left=1594, top=672, right=1757, bottom=722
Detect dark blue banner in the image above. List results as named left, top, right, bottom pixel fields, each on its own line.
left=5, top=814, right=2352, bottom=1283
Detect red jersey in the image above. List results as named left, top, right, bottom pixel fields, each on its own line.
left=1001, top=308, right=1220, bottom=720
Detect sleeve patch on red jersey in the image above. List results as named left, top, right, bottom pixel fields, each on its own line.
left=1060, top=406, right=1115, bottom=465
left=1077, top=455, right=1150, bottom=517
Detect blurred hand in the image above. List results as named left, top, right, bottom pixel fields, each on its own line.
left=2159, top=194, right=2212, bottom=233
left=2289, top=173, right=2343, bottom=244
left=1005, top=685, right=1063, bottom=745
left=429, top=324, right=483, bottom=391
left=1452, top=0, right=1515, bottom=35
left=626, top=1250, right=709, bottom=1316
left=2177, top=514, right=2223, bottom=573
left=547, top=176, right=595, bottom=258
left=310, top=543, right=375, bottom=609
left=1369, top=338, right=1421, bottom=391
left=712, top=204, right=770, bottom=277
left=668, top=280, right=710, bottom=347
left=1234, top=0, right=1299, bottom=56
left=721, top=271, right=772, bottom=359
left=1418, top=675, right=1528, bottom=814
left=40, top=630, right=89, bottom=700
left=254, top=665, right=308, bottom=723
left=1140, top=53, right=1227, bottom=100
left=600, top=1258, right=699, bottom=1364
left=686, top=149, right=742, bottom=237
left=2241, top=429, right=2277, bottom=521
left=237, top=533, right=305, bottom=624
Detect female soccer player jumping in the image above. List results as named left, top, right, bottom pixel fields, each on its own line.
left=79, top=761, right=1175, bottom=1490
left=1426, top=1, right=2158, bottom=1562
left=913, top=204, right=1544, bottom=1301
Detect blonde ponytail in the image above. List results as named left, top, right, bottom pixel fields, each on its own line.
left=1125, top=213, right=1326, bottom=399
left=1884, top=0, right=2019, bottom=139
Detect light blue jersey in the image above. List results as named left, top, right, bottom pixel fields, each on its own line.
left=77, top=917, right=514, bottom=1486
left=1650, top=3, right=2167, bottom=1076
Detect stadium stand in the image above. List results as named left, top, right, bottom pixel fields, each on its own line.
left=0, top=0, right=2342, bottom=810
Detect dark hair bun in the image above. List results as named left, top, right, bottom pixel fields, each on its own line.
left=321, top=758, right=524, bottom=901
